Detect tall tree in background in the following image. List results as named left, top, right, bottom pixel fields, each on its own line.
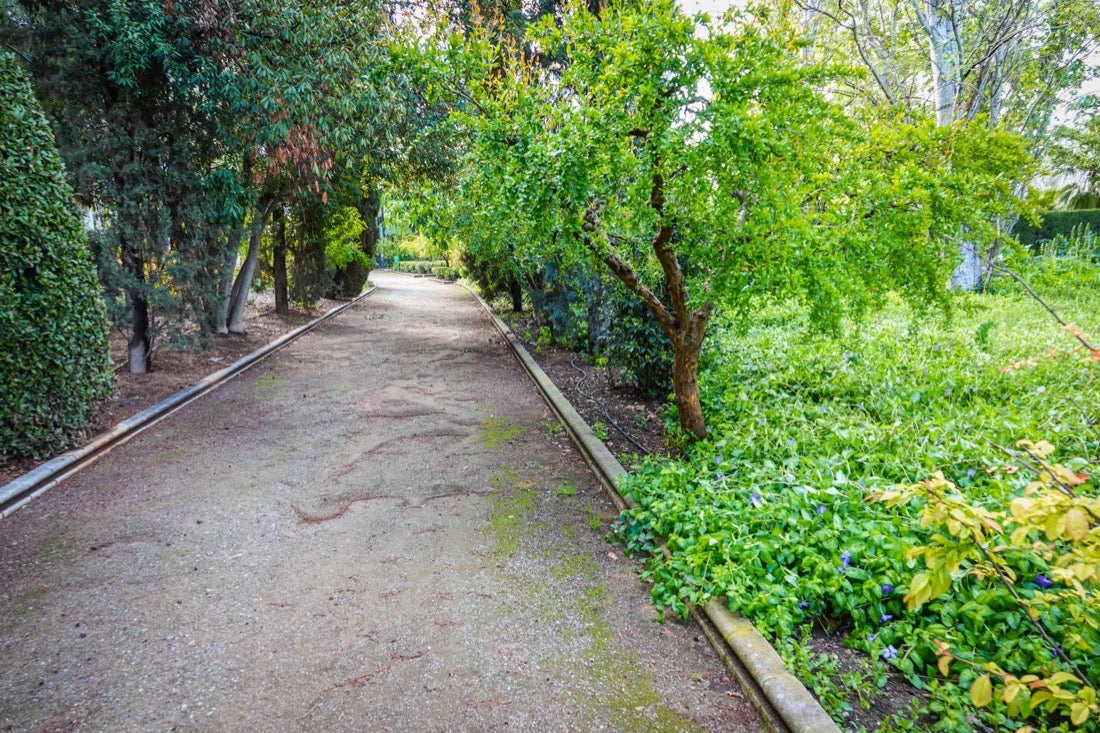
left=2, top=0, right=232, bottom=372
left=444, top=0, right=1030, bottom=438
left=0, top=0, right=408, bottom=363
left=215, top=0, right=400, bottom=333
left=797, top=0, right=1100, bottom=288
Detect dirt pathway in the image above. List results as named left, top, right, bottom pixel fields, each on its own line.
left=0, top=272, right=762, bottom=732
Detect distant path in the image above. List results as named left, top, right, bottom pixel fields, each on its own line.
left=0, top=271, right=762, bottom=732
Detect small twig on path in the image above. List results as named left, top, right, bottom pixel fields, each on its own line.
left=298, top=650, right=428, bottom=721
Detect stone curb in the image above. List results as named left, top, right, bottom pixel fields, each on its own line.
left=1, top=286, right=377, bottom=518
left=466, top=284, right=841, bottom=733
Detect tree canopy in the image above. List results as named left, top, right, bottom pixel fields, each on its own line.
left=427, top=0, right=1031, bottom=437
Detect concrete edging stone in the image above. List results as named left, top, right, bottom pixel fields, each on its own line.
left=1, top=286, right=377, bottom=517
left=467, top=284, right=841, bottom=733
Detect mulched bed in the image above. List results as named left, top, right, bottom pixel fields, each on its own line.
left=499, top=312, right=670, bottom=469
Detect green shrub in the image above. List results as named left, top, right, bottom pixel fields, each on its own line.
left=1013, top=209, right=1100, bottom=249
left=0, top=52, right=113, bottom=459
left=324, top=206, right=370, bottom=298
left=396, top=259, right=446, bottom=274
left=614, top=287, right=1100, bottom=731
left=430, top=265, right=459, bottom=280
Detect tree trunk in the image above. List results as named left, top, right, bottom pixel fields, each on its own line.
left=508, top=275, right=523, bottom=313
left=949, top=241, right=983, bottom=290
left=921, top=0, right=962, bottom=126
left=273, top=206, right=289, bottom=315
left=121, top=238, right=151, bottom=374
left=587, top=161, right=715, bottom=440
left=227, top=195, right=276, bottom=334
left=215, top=234, right=241, bottom=335
left=671, top=335, right=707, bottom=441
left=356, top=185, right=381, bottom=264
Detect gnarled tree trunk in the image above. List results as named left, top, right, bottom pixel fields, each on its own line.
left=121, top=236, right=151, bottom=374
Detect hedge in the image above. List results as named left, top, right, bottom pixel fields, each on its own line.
left=395, top=259, right=447, bottom=275
left=431, top=265, right=460, bottom=281
left=1012, top=208, right=1100, bottom=248
left=0, top=52, right=113, bottom=459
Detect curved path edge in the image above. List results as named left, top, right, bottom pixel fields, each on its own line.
left=465, top=284, right=842, bottom=733
left=1, top=286, right=377, bottom=518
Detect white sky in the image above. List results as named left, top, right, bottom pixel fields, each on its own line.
left=677, top=0, right=738, bottom=14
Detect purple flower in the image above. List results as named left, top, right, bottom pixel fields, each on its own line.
left=1035, top=574, right=1053, bottom=588
left=840, top=550, right=851, bottom=567
left=879, top=613, right=894, bottom=623
left=798, top=601, right=811, bottom=609
left=815, top=505, right=827, bottom=515
left=881, top=583, right=894, bottom=596
left=748, top=493, right=762, bottom=508
left=881, top=645, right=898, bottom=661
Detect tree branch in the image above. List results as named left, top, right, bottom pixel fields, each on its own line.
left=992, top=264, right=1099, bottom=353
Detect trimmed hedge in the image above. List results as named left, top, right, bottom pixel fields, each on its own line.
left=431, top=265, right=460, bottom=281
left=395, top=259, right=447, bottom=275
left=1012, top=208, right=1100, bottom=248
left=0, top=52, right=113, bottom=459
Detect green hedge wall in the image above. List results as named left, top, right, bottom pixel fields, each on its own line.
left=395, top=259, right=447, bottom=274
left=1012, top=209, right=1100, bottom=248
left=0, top=52, right=113, bottom=460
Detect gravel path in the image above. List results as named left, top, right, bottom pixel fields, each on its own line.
left=0, top=272, right=762, bottom=732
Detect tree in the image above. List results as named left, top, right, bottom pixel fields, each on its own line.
left=796, top=0, right=1099, bottom=288
left=2, top=0, right=244, bottom=371
left=446, top=0, right=1030, bottom=439
left=1049, top=99, right=1100, bottom=210
left=2, top=0, right=410, bottom=361
left=0, top=51, right=113, bottom=458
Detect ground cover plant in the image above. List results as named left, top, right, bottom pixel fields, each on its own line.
left=614, top=253, right=1100, bottom=731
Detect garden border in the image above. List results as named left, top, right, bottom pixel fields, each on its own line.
left=0, top=286, right=377, bottom=518
left=466, top=283, right=841, bottom=733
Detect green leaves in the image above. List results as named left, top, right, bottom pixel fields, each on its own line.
left=0, top=52, right=113, bottom=459
left=612, top=280, right=1100, bottom=730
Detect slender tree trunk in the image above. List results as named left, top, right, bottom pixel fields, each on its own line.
left=273, top=206, right=289, bottom=315
left=919, top=0, right=962, bottom=126
left=356, top=185, right=381, bottom=264
left=121, top=237, right=151, bottom=374
left=218, top=153, right=254, bottom=334
left=228, top=195, right=276, bottom=334
left=587, top=162, right=715, bottom=439
left=216, top=229, right=242, bottom=335
left=508, top=276, right=523, bottom=313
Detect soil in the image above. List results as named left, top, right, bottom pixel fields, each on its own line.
left=498, top=313, right=670, bottom=469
